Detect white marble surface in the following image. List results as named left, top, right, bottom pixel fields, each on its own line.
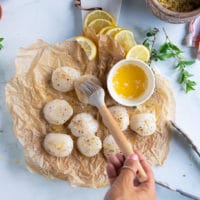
left=0, top=0, right=200, bottom=200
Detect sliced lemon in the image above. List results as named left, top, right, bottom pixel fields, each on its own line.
left=114, top=29, right=136, bottom=53
left=76, top=36, right=97, bottom=60
left=105, top=27, right=122, bottom=37
left=88, top=19, right=112, bottom=34
left=99, top=25, right=115, bottom=35
left=84, top=10, right=116, bottom=28
left=126, top=44, right=150, bottom=62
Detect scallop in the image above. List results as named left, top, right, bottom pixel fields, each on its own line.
left=51, top=66, right=80, bottom=92
left=77, top=135, right=102, bottom=157
left=68, top=113, right=99, bottom=137
left=43, top=99, right=73, bottom=125
left=130, top=113, right=156, bottom=136
left=43, top=133, right=73, bottom=157
left=103, top=135, right=120, bottom=158
left=74, top=74, right=101, bottom=104
left=108, top=106, right=129, bottom=131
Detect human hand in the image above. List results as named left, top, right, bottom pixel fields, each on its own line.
left=104, top=152, right=156, bottom=200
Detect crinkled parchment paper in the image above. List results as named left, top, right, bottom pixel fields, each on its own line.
left=5, top=32, right=176, bottom=187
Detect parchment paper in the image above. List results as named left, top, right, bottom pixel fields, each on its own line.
left=5, top=35, right=176, bottom=187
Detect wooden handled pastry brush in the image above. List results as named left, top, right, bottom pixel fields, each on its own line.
left=80, top=80, right=148, bottom=183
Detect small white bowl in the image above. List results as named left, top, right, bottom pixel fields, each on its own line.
left=107, top=58, right=155, bottom=107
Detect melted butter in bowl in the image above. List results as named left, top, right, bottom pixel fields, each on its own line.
left=112, top=64, right=148, bottom=99
left=107, top=59, right=155, bottom=107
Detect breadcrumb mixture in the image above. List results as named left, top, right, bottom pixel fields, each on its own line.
left=158, top=0, right=200, bottom=12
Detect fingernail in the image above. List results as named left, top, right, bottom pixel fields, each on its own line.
left=129, top=154, right=138, bottom=161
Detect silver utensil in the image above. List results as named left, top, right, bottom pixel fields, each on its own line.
left=169, top=120, right=200, bottom=157
left=156, top=180, right=200, bottom=200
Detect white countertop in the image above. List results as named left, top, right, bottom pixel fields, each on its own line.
left=0, top=0, right=200, bottom=199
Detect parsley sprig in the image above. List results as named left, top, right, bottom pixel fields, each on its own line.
left=0, top=38, right=4, bottom=50
left=143, top=28, right=196, bottom=93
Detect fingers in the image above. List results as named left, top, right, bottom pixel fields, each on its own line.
left=106, top=152, right=155, bottom=188
left=106, top=163, right=117, bottom=185
left=135, top=151, right=155, bottom=186
left=117, top=154, right=139, bottom=186
left=106, top=154, right=125, bottom=185
left=116, top=153, right=125, bottom=165
left=108, top=154, right=122, bottom=169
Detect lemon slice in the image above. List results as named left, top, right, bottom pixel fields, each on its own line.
left=114, top=29, right=136, bottom=53
left=99, top=25, right=115, bottom=35
left=84, top=10, right=116, bottom=28
left=105, top=27, right=122, bottom=37
left=88, top=19, right=112, bottom=34
left=126, top=45, right=150, bottom=62
left=76, top=36, right=97, bottom=60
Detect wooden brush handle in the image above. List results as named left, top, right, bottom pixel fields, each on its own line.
left=98, top=105, right=148, bottom=183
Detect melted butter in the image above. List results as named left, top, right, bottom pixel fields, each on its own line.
left=112, top=64, right=148, bottom=99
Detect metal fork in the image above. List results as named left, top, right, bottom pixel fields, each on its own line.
left=80, top=80, right=148, bottom=183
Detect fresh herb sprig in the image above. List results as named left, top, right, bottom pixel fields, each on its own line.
left=143, top=28, right=159, bottom=51
left=143, top=28, right=196, bottom=93
left=0, top=38, right=4, bottom=50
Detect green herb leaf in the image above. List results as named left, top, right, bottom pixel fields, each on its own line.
left=179, top=73, right=185, bottom=84
left=175, top=63, right=182, bottom=70
left=159, top=42, right=170, bottom=53
left=151, top=49, right=159, bottom=61
left=168, top=42, right=181, bottom=53
left=143, top=39, right=150, bottom=49
left=186, top=80, right=196, bottom=93
left=0, top=38, right=4, bottom=50
left=143, top=28, right=197, bottom=93
left=158, top=52, right=176, bottom=60
left=179, top=70, right=193, bottom=84
left=146, top=28, right=159, bottom=37
left=179, top=60, right=195, bottom=66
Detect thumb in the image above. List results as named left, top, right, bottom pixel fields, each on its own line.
left=117, top=154, right=139, bottom=186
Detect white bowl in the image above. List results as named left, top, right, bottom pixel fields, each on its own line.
left=107, top=58, right=155, bottom=107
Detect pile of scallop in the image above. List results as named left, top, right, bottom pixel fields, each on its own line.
left=42, top=66, right=156, bottom=159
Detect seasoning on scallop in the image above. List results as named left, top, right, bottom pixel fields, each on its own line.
left=43, top=99, right=73, bottom=125
left=51, top=66, right=80, bottom=92
left=77, top=135, right=102, bottom=157
left=130, top=113, right=156, bottom=136
left=68, top=112, right=99, bottom=137
left=43, top=133, right=74, bottom=157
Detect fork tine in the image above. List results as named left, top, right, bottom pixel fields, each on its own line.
left=80, top=83, right=93, bottom=96
left=80, top=80, right=101, bottom=98
left=85, top=81, right=100, bottom=90
left=84, top=81, right=96, bottom=93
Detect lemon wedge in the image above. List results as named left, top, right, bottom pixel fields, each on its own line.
left=76, top=36, right=97, bottom=60
left=126, top=44, right=150, bottom=62
left=88, top=19, right=112, bottom=34
left=105, top=27, right=122, bottom=37
left=84, top=10, right=116, bottom=28
left=114, top=29, right=136, bottom=53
